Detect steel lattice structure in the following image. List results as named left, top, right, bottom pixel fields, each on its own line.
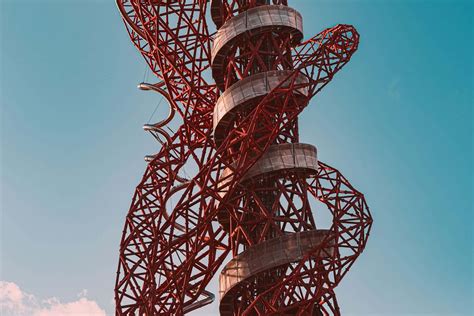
left=114, top=1, right=373, bottom=315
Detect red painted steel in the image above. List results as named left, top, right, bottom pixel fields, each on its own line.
left=114, top=1, right=373, bottom=315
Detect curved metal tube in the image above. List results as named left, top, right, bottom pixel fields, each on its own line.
left=184, top=290, right=215, bottom=313
left=139, top=82, right=191, bottom=232
left=138, top=82, right=176, bottom=127
left=138, top=82, right=190, bottom=185
left=138, top=82, right=176, bottom=153
left=143, top=124, right=172, bottom=145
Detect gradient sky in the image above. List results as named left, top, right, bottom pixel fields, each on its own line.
left=1, top=0, right=472, bottom=315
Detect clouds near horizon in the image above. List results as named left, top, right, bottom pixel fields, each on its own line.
left=0, top=281, right=106, bottom=316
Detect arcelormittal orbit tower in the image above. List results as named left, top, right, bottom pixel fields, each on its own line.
left=114, top=0, right=373, bottom=315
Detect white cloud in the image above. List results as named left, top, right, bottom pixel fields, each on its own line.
left=0, top=281, right=106, bottom=316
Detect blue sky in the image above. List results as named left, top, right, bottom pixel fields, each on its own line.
left=1, top=0, right=472, bottom=315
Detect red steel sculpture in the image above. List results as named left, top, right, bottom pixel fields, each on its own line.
left=114, top=0, right=373, bottom=315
